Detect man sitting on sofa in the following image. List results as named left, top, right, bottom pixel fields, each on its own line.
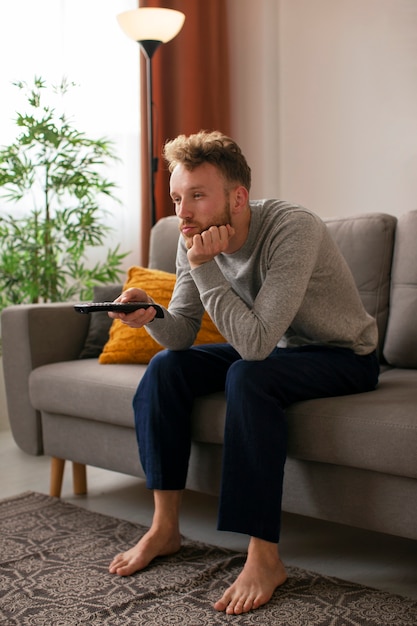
left=108, top=130, right=379, bottom=615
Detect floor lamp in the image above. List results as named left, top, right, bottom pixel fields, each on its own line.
left=117, top=8, right=185, bottom=226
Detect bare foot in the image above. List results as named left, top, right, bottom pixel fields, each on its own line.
left=214, top=537, right=287, bottom=615
left=109, top=526, right=181, bottom=576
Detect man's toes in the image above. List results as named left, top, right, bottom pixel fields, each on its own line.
left=216, top=594, right=245, bottom=615
left=214, top=592, right=232, bottom=613
left=230, top=602, right=244, bottom=615
left=242, top=595, right=257, bottom=613
left=109, top=555, right=128, bottom=575
left=213, top=599, right=227, bottom=612
left=230, top=596, right=255, bottom=615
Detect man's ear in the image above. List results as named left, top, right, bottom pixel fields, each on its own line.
left=231, top=185, right=249, bottom=214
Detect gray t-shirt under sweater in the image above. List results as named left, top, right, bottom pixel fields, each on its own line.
left=146, top=200, right=378, bottom=360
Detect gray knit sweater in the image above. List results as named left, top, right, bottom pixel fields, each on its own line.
left=146, top=200, right=378, bottom=360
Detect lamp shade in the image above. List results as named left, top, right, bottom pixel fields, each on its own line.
left=117, top=7, right=185, bottom=44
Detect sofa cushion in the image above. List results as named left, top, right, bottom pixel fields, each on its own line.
left=29, top=360, right=145, bottom=427
left=383, top=210, right=417, bottom=367
left=286, top=367, right=417, bottom=480
left=324, top=213, right=397, bottom=356
left=29, top=360, right=229, bottom=441
left=99, top=266, right=225, bottom=364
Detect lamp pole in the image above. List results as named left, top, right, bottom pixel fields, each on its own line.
left=139, top=40, right=162, bottom=227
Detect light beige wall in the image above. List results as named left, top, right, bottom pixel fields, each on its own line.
left=227, top=0, right=280, bottom=200
left=228, top=0, right=417, bottom=219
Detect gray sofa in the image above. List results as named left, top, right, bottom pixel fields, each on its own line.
left=2, top=210, right=417, bottom=541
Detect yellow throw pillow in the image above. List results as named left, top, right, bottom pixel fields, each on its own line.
left=99, top=266, right=226, bottom=364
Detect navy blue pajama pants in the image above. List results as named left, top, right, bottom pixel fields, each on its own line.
left=133, top=344, right=379, bottom=543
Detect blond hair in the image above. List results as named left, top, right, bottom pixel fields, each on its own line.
left=163, top=130, right=251, bottom=191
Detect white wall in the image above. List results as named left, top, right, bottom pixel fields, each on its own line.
left=228, top=0, right=417, bottom=220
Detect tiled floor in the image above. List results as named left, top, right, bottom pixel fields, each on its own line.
left=1, top=428, right=416, bottom=600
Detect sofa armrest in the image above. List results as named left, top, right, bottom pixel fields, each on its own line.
left=1, top=303, right=90, bottom=455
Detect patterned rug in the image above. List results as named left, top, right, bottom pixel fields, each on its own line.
left=0, top=492, right=416, bottom=625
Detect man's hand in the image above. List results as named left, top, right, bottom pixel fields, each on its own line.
left=187, top=224, right=235, bottom=268
left=109, top=287, right=157, bottom=327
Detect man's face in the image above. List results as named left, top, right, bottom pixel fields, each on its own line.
left=170, top=162, right=232, bottom=247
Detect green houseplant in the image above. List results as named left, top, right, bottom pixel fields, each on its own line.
left=0, top=76, right=127, bottom=310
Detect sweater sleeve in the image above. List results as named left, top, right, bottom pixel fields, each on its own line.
left=144, top=239, right=207, bottom=350
left=190, top=211, right=325, bottom=360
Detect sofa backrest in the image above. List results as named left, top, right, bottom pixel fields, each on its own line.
left=149, top=215, right=180, bottom=273
left=324, top=213, right=397, bottom=357
left=149, top=211, right=401, bottom=360
left=383, top=210, right=417, bottom=368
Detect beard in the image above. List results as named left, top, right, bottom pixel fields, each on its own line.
left=180, top=201, right=232, bottom=248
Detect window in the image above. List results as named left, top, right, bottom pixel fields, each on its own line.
left=0, top=0, right=140, bottom=269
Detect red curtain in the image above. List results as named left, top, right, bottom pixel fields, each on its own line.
left=138, top=0, right=231, bottom=264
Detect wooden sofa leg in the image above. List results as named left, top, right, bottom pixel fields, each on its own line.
left=50, top=457, right=65, bottom=497
left=50, top=458, right=87, bottom=497
left=72, top=462, right=87, bottom=495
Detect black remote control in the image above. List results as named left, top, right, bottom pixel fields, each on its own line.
left=74, top=302, right=164, bottom=318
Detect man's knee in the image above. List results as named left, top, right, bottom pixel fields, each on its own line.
left=134, top=350, right=185, bottom=405
left=225, top=357, right=290, bottom=407
left=226, top=359, right=270, bottom=392
left=143, top=347, right=226, bottom=399
left=146, top=348, right=191, bottom=376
